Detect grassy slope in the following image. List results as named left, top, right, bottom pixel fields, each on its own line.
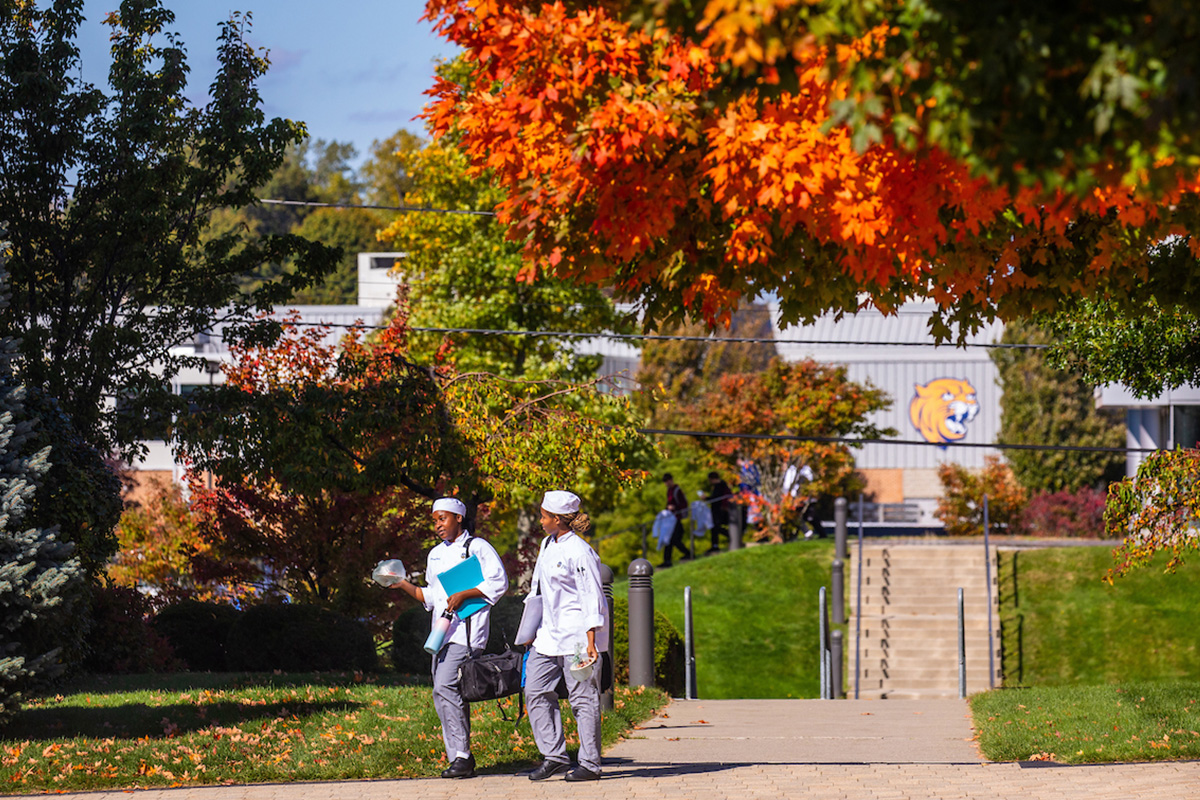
left=998, top=547, right=1200, bottom=687
left=615, top=540, right=839, bottom=699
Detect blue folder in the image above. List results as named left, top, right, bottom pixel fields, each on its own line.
left=435, top=555, right=489, bottom=620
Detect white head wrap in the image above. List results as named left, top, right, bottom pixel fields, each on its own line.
left=432, top=497, right=467, bottom=517
left=541, top=490, right=581, bottom=515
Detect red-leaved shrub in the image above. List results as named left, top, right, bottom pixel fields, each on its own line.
left=1020, top=487, right=1107, bottom=538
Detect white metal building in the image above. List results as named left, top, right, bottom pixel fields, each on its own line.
left=770, top=301, right=1006, bottom=520
left=1097, top=384, right=1200, bottom=477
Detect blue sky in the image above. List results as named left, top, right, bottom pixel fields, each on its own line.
left=76, top=1, right=458, bottom=166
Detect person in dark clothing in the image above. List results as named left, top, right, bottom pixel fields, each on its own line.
left=660, top=473, right=692, bottom=567
left=706, top=471, right=733, bottom=554
left=802, top=496, right=826, bottom=539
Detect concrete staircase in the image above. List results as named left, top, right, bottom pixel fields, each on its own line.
left=850, top=543, right=999, bottom=699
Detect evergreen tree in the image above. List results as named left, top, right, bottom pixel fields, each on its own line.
left=992, top=319, right=1125, bottom=493
left=0, top=251, right=82, bottom=726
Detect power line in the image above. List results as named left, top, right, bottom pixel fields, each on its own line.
left=267, top=319, right=1042, bottom=350
left=409, top=326, right=1040, bottom=350
left=639, top=426, right=1158, bottom=454
left=259, top=198, right=495, bottom=217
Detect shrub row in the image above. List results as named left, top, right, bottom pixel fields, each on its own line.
left=86, top=592, right=377, bottom=674
left=937, top=458, right=1109, bottom=538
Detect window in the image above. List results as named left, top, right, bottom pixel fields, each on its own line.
left=1174, top=405, right=1200, bottom=449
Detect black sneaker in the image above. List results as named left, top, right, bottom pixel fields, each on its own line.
left=441, top=755, right=475, bottom=779
left=565, top=766, right=601, bottom=781
left=528, top=759, right=571, bottom=781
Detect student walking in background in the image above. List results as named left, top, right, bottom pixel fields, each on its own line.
left=520, top=490, right=610, bottom=782
left=660, top=473, right=692, bottom=567
left=707, top=470, right=733, bottom=554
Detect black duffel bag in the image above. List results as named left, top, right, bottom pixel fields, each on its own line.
left=459, top=646, right=523, bottom=702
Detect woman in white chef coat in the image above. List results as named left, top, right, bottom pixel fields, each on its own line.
left=521, top=490, right=609, bottom=782
left=390, top=496, right=508, bottom=779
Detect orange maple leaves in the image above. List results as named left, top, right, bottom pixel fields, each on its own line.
left=423, top=1, right=1200, bottom=326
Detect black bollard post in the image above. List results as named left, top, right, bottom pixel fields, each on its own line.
left=729, top=505, right=743, bottom=551
left=833, top=497, right=847, bottom=624
left=627, top=558, right=655, bottom=688
left=831, top=629, right=843, bottom=699
left=831, top=557, right=845, bottom=625
left=600, top=564, right=615, bottom=710
left=834, top=497, right=848, bottom=561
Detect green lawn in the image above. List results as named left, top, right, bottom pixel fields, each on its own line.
left=0, top=672, right=667, bottom=793
left=971, top=681, right=1200, bottom=763
left=997, top=547, right=1200, bottom=686
left=973, top=546, right=1200, bottom=764
left=616, top=540, right=841, bottom=699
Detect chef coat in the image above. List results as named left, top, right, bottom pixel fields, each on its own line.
left=530, top=530, right=610, bottom=657
left=422, top=531, right=508, bottom=652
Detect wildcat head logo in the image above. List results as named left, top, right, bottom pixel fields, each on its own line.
left=909, top=378, right=979, bottom=444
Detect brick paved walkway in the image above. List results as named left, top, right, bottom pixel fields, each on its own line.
left=40, top=699, right=1200, bottom=800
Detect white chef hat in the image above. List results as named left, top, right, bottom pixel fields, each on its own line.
left=432, top=497, right=467, bottom=517
left=541, top=490, right=581, bottom=515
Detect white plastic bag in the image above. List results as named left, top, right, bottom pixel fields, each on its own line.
left=652, top=509, right=676, bottom=548
left=371, top=559, right=407, bottom=587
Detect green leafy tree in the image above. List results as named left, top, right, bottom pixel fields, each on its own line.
left=0, top=253, right=83, bottom=725
left=360, top=129, right=425, bottom=207
left=1040, top=298, right=1200, bottom=400
left=225, top=137, right=369, bottom=299
left=377, top=134, right=656, bottom=558
left=0, top=1, right=339, bottom=463
left=379, top=139, right=635, bottom=382
left=991, top=320, right=1125, bottom=493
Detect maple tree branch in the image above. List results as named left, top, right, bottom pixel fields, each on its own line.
left=318, top=428, right=437, bottom=500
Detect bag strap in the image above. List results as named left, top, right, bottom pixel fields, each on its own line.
left=463, top=535, right=477, bottom=656
left=529, top=534, right=552, bottom=597
left=492, top=691, right=524, bottom=725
